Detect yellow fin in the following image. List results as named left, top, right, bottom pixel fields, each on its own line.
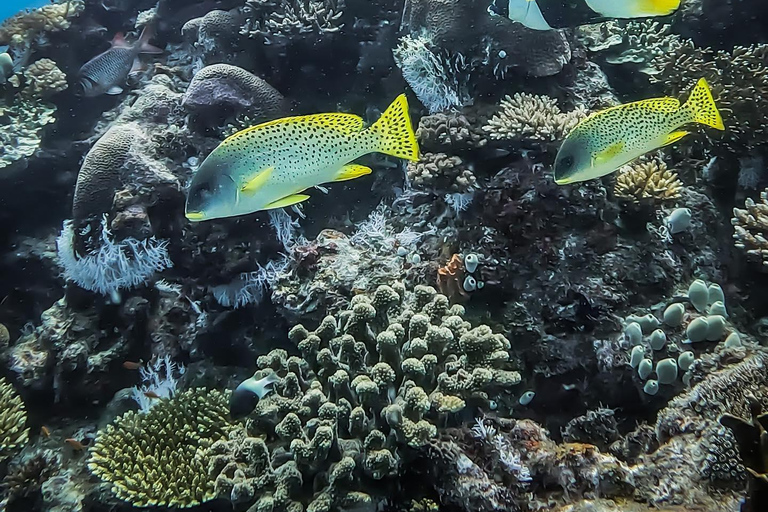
left=308, top=113, right=365, bottom=135
left=683, top=78, right=725, bottom=131
left=368, top=94, right=420, bottom=161
left=630, top=0, right=680, bottom=16
left=333, top=164, right=372, bottom=182
left=635, top=97, right=680, bottom=113
left=662, top=130, right=690, bottom=147
left=264, top=194, right=310, bottom=209
left=240, top=167, right=274, bottom=195
left=592, top=141, right=626, bottom=166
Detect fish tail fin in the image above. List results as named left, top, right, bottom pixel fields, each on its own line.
left=683, top=78, right=725, bottom=131
left=629, top=0, right=680, bottom=16
left=368, top=94, right=420, bottom=161
left=137, top=25, right=163, bottom=55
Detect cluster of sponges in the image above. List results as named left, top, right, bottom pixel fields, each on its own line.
left=483, top=93, right=587, bottom=142
left=212, top=283, right=519, bottom=511
left=88, top=388, right=233, bottom=508
left=407, top=152, right=476, bottom=193
left=0, top=377, right=28, bottom=456
left=241, top=0, right=344, bottom=42
left=625, top=279, right=740, bottom=396
left=614, top=159, right=682, bottom=203
left=0, top=0, right=83, bottom=45
left=732, top=190, right=768, bottom=271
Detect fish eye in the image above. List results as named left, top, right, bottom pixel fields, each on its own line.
left=559, top=155, right=574, bottom=169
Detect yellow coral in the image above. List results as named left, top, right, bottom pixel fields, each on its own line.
left=614, top=159, right=682, bottom=203
left=23, top=59, right=68, bottom=97
left=0, top=1, right=83, bottom=45
left=732, top=190, right=768, bottom=271
left=0, top=377, right=29, bottom=456
left=88, top=388, right=234, bottom=508
left=483, top=93, right=587, bottom=142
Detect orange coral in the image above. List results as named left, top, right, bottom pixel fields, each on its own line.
left=436, top=254, right=468, bottom=303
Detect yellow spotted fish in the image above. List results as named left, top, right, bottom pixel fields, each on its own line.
left=185, top=94, right=419, bottom=222
left=554, top=78, right=724, bottom=185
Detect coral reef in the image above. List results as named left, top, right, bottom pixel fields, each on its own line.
left=88, top=388, right=232, bottom=507
left=614, top=159, right=683, bottom=203
left=407, top=152, right=476, bottom=193
left=483, top=93, right=587, bottom=143
left=732, top=190, right=768, bottom=271
left=0, top=378, right=28, bottom=457
left=22, top=59, right=68, bottom=97
left=241, top=0, right=344, bottom=43
left=0, top=1, right=83, bottom=45
left=211, top=283, right=520, bottom=511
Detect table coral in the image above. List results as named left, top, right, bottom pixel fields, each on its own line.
left=210, top=283, right=519, bottom=511
left=88, top=388, right=233, bottom=508
left=614, top=159, right=683, bottom=203
left=732, top=190, right=768, bottom=271
left=0, top=377, right=28, bottom=457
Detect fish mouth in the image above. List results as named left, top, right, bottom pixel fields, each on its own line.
left=185, top=211, right=205, bottom=221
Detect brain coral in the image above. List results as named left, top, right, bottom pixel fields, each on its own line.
left=182, top=64, right=285, bottom=120
left=88, top=388, right=233, bottom=508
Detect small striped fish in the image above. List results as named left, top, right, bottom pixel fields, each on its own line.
left=76, top=26, right=161, bottom=97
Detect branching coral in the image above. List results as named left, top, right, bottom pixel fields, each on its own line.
left=407, top=152, right=476, bottom=193
left=483, top=93, right=587, bottom=142
left=88, top=388, right=233, bottom=508
left=0, top=1, right=83, bottom=45
left=241, top=0, right=344, bottom=42
left=214, top=283, right=519, bottom=511
left=578, top=20, right=682, bottom=72
left=649, top=36, right=768, bottom=149
left=614, top=159, right=683, bottom=203
left=22, top=58, right=68, bottom=97
left=732, top=190, right=768, bottom=271
left=0, top=377, right=29, bottom=456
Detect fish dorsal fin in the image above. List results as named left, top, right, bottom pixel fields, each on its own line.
left=592, top=140, right=625, bottom=166
left=636, top=97, right=680, bottom=113
left=240, top=167, right=274, bottom=195
left=662, top=130, right=690, bottom=147
left=309, top=113, right=366, bottom=135
left=265, top=193, right=311, bottom=209
left=111, top=32, right=131, bottom=49
left=332, top=164, right=372, bottom=182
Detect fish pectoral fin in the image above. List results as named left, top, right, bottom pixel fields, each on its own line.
left=240, top=167, right=274, bottom=195
left=333, top=164, right=372, bottom=182
left=662, top=130, right=690, bottom=147
left=106, top=86, right=124, bottom=95
left=265, top=193, right=310, bottom=209
left=592, top=141, right=626, bottom=166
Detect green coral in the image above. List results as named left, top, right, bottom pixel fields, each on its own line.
left=209, top=283, right=520, bottom=511
left=0, top=377, right=28, bottom=456
left=88, top=388, right=234, bottom=508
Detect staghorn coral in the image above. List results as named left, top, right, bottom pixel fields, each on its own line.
left=22, top=58, right=68, bottom=97
left=0, top=377, right=29, bottom=456
left=88, top=388, right=234, bottom=508
left=241, top=0, right=344, bottom=43
left=732, top=190, right=768, bottom=271
left=212, top=283, right=520, bottom=511
left=407, top=152, right=476, bottom=194
left=0, top=1, right=83, bottom=45
left=614, top=159, right=683, bottom=203
left=483, top=93, right=587, bottom=143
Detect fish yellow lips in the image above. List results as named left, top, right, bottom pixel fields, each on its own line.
left=186, top=211, right=205, bottom=221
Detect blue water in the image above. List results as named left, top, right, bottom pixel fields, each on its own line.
left=0, top=0, right=51, bottom=25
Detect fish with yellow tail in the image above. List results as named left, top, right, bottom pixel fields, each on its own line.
left=554, top=78, right=724, bottom=185
left=185, top=94, right=420, bottom=222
